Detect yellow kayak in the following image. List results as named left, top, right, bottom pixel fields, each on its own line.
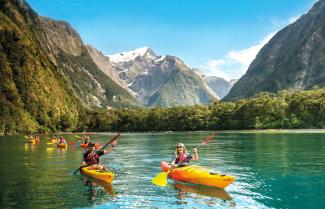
left=81, top=166, right=114, bottom=183
left=57, top=143, right=67, bottom=148
left=161, top=161, right=235, bottom=189
left=51, top=139, right=57, bottom=143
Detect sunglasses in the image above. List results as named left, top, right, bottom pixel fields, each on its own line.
left=177, top=146, right=183, bottom=148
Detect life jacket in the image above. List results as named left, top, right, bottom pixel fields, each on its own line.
left=85, top=151, right=100, bottom=165
left=175, top=153, right=190, bottom=164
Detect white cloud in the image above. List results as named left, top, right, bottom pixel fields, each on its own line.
left=200, top=15, right=302, bottom=81
left=200, top=32, right=276, bottom=81
left=289, top=16, right=299, bottom=24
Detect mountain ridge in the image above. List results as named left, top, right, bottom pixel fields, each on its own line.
left=224, top=0, right=325, bottom=101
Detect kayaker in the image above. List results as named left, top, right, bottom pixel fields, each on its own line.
left=58, top=136, right=67, bottom=144
left=81, top=141, right=117, bottom=170
left=83, top=136, right=91, bottom=144
left=34, top=135, right=40, bottom=142
left=170, top=143, right=198, bottom=167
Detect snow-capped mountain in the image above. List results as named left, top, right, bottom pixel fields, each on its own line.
left=89, top=46, right=233, bottom=106
left=107, top=47, right=218, bottom=106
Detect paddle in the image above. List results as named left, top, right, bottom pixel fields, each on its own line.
left=152, top=133, right=216, bottom=187
left=73, top=133, right=121, bottom=175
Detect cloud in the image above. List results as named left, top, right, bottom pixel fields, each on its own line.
left=289, top=16, right=300, bottom=24
left=200, top=14, right=303, bottom=81
left=200, top=32, right=276, bottom=81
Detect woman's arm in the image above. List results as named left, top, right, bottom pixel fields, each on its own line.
left=170, top=160, right=176, bottom=167
left=192, top=148, right=199, bottom=160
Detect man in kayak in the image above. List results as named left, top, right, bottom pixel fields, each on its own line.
left=170, top=143, right=198, bottom=167
left=81, top=141, right=117, bottom=170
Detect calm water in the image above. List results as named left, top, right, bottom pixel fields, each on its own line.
left=0, top=131, right=324, bottom=209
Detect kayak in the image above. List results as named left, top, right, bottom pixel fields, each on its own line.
left=160, top=161, right=235, bottom=189
left=51, top=139, right=57, bottom=143
left=28, top=139, right=40, bottom=144
left=81, top=166, right=114, bottom=183
left=80, top=143, right=102, bottom=149
left=80, top=143, right=88, bottom=148
left=57, top=143, right=67, bottom=148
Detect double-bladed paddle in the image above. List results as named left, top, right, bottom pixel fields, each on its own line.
left=151, top=133, right=216, bottom=187
left=73, top=133, right=121, bottom=175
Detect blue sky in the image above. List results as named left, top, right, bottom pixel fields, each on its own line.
left=27, top=0, right=316, bottom=80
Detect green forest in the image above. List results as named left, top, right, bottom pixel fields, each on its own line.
left=1, top=86, right=324, bottom=134
left=85, top=88, right=325, bottom=132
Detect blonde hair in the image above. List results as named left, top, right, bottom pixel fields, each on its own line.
left=174, top=143, right=188, bottom=158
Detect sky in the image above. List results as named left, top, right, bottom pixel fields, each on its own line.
left=27, top=0, right=316, bottom=81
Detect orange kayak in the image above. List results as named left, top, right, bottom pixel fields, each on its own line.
left=80, top=143, right=88, bottom=148
left=80, top=143, right=102, bottom=149
left=160, top=161, right=235, bottom=189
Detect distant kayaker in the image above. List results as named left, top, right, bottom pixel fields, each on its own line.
left=58, top=136, right=67, bottom=144
left=170, top=143, right=198, bottom=167
left=81, top=141, right=117, bottom=170
left=34, top=135, right=40, bottom=142
left=83, top=136, right=91, bottom=144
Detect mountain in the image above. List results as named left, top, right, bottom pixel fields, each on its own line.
left=33, top=16, right=139, bottom=108
left=229, top=79, right=238, bottom=86
left=224, top=0, right=325, bottom=101
left=0, top=0, right=138, bottom=133
left=204, top=76, right=232, bottom=98
left=86, top=45, right=126, bottom=89
left=105, top=47, right=218, bottom=107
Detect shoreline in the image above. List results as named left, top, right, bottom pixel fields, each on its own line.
left=1, top=129, right=325, bottom=136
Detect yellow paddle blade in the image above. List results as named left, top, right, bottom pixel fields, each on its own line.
left=152, top=171, right=170, bottom=187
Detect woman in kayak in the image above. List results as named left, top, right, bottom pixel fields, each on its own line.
left=170, top=143, right=198, bottom=167
left=57, top=136, right=67, bottom=144
left=81, top=141, right=117, bottom=170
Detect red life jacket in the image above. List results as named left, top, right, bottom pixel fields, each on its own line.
left=85, top=152, right=100, bottom=165
left=176, top=153, right=190, bottom=164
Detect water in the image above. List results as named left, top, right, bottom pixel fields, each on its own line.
left=0, top=131, right=324, bottom=208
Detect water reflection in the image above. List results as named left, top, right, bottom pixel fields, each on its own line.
left=82, top=177, right=115, bottom=202
left=173, top=181, right=232, bottom=200
left=172, top=181, right=236, bottom=207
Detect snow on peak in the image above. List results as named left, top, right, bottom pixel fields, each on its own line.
left=107, top=47, right=151, bottom=63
